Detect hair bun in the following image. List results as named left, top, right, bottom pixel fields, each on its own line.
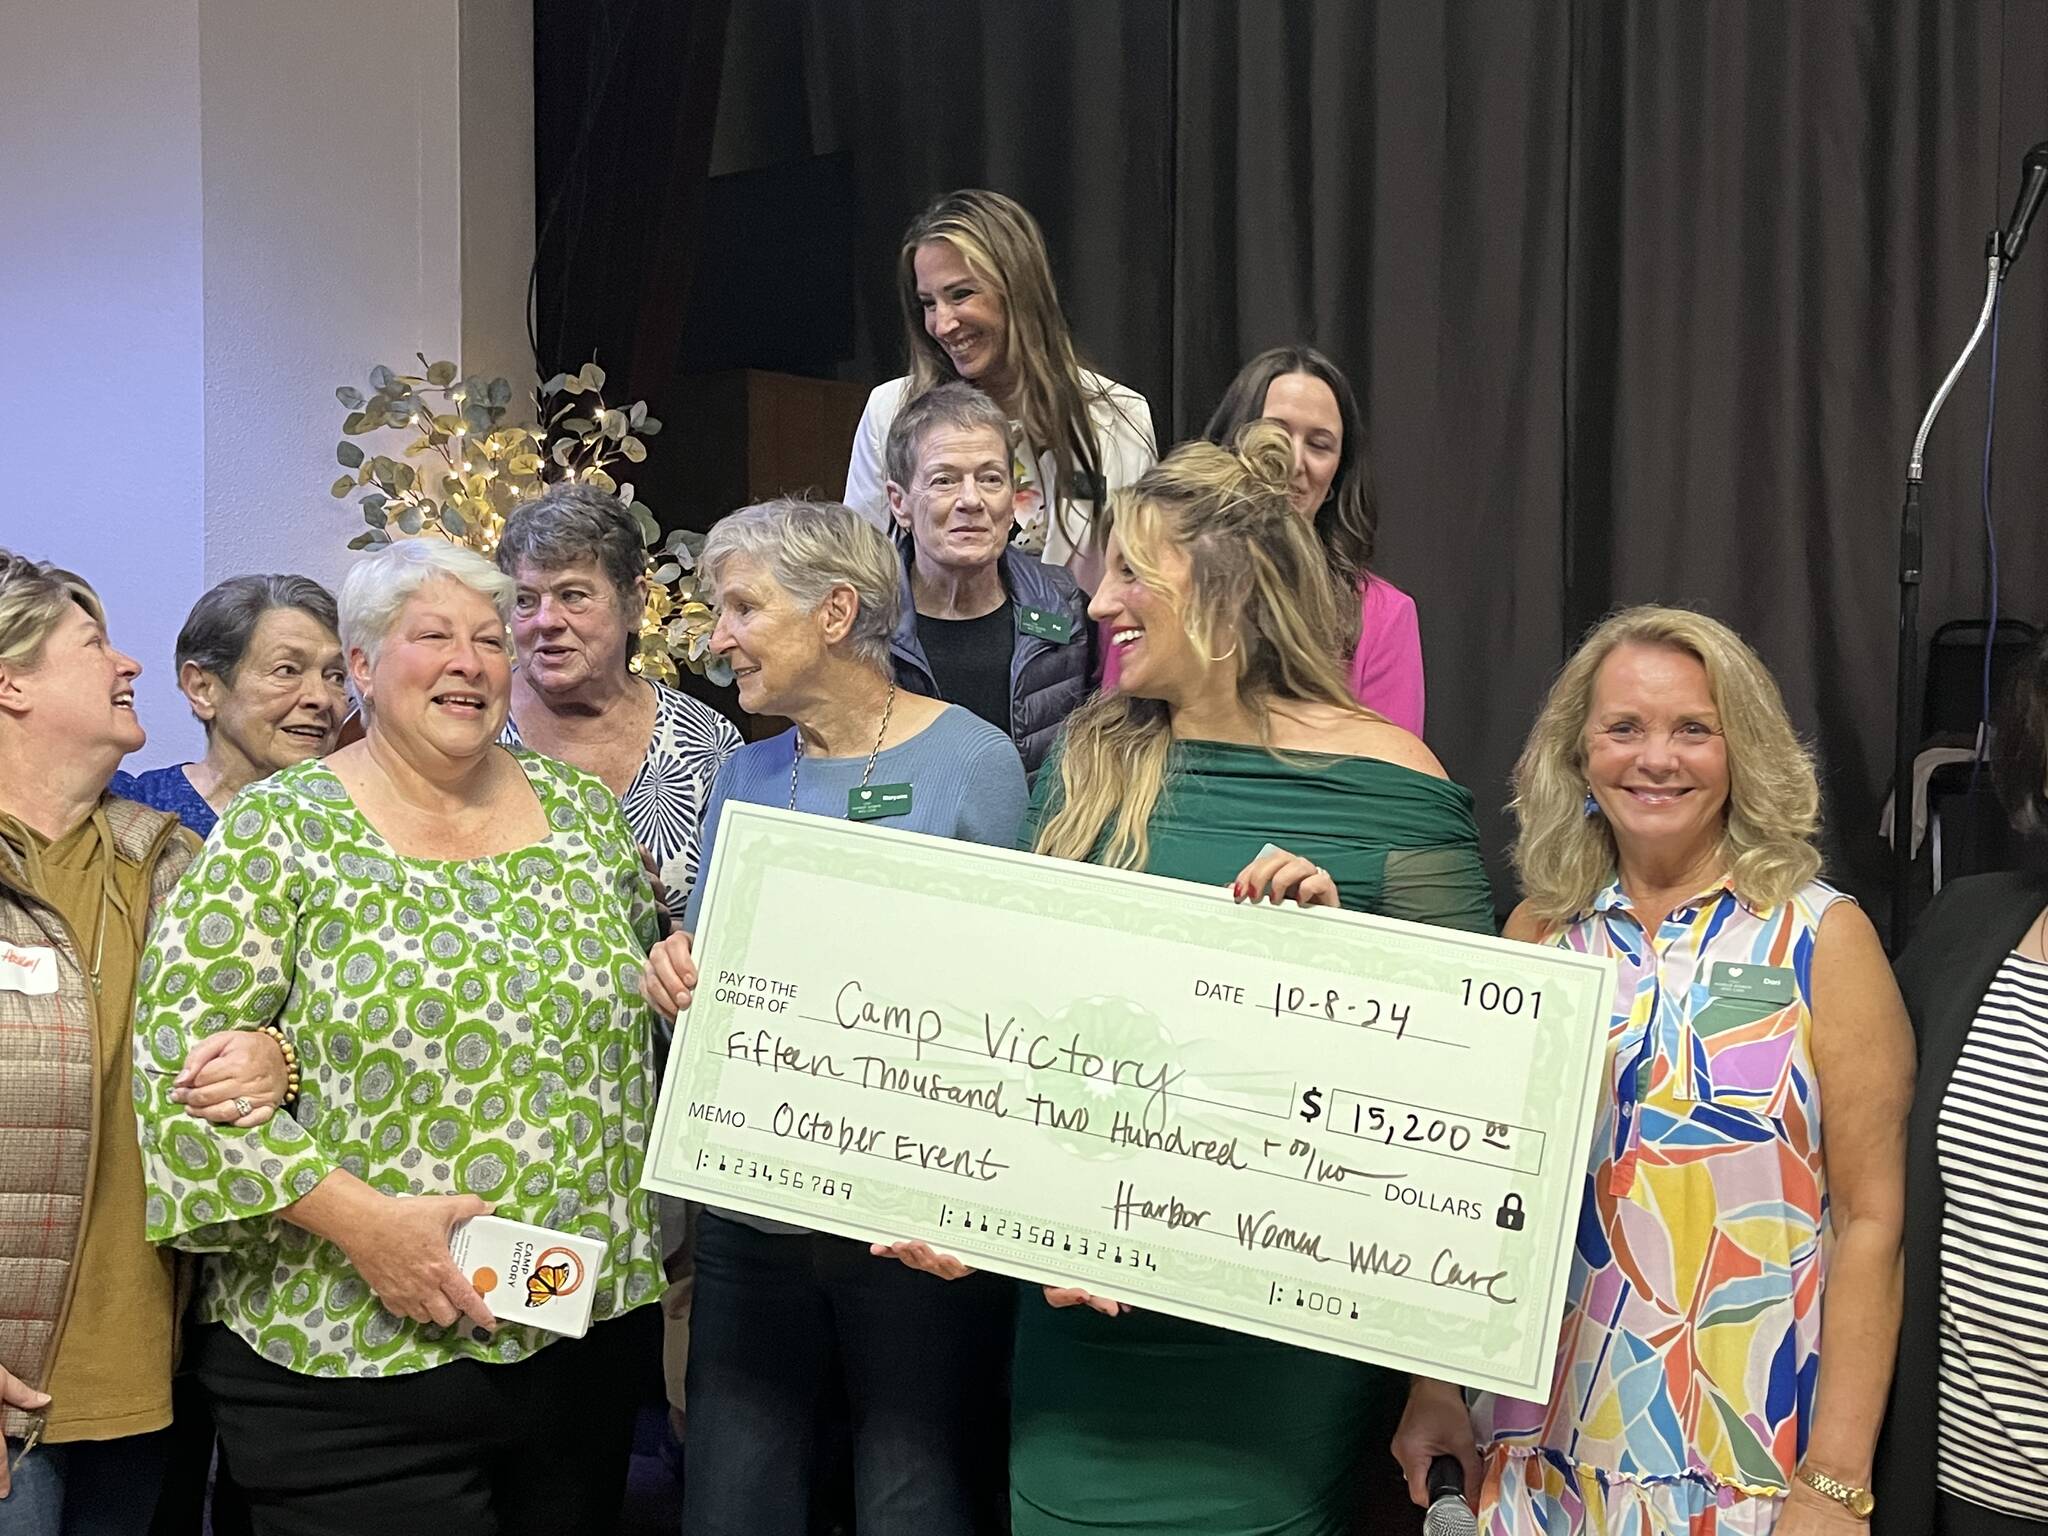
left=1231, top=419, right=1295, bottom=499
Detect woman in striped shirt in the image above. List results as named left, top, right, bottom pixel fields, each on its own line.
left=1878, top=633, right=2048, bottom=1536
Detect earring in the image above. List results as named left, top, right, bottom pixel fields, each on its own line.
left=1206, top=641, right=1240, bottom=664
left=1582, top=790, right=1601, bottom=818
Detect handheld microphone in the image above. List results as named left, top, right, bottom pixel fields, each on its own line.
left=1423, top=1454, right=1479, bottom=1536
left=1999, top=142, right=2048, bottom=266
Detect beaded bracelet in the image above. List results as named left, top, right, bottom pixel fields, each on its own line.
left=258, top=1023, right=301, bottom=1108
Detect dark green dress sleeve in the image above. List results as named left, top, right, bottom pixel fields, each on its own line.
left=1016, top=742, right=1063, bottom=853
left=1379, top=844, right=1497, bottom=935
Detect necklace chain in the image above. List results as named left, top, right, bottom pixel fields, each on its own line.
left=787, top=683, right=896, bottom=812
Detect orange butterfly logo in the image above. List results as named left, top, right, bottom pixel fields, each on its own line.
left=525, top=1246, right=586, bottom=1308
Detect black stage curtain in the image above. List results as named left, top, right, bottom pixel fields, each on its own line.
left=535, top=0, right=2048, bottom=925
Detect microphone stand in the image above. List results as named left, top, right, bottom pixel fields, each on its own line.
left=1891, top=232, right=2005, bottom=949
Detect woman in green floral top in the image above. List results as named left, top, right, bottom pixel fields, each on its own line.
left=131, top=538, right=664, bottom=1535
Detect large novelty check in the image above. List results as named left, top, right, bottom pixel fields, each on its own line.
left=643, top=805, right=1615, bottom=1399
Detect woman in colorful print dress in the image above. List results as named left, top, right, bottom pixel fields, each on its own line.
left=131, top=538, right=663, bottom=1536
left=1394, top=606, right=1913, bottom=1536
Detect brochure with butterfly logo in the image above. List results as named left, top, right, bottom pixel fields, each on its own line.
left=447, top=1215, right=606, bottom=1338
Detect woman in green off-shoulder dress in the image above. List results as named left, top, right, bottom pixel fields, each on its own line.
left=1009, top=426, right=1495, bottom=1536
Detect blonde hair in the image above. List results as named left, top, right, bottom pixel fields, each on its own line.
left=898, top=189, right=1133, bottom=556
left=1510, top=605, right=1821, bottom=922
left=0, top=548, right=107, bottom=673
left=1033, top=422, right=1366, bottom=870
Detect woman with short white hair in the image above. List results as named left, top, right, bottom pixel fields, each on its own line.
left=132, top=537, right=665, bottom=1535
left=640, top=498, right=1028, bottom=1536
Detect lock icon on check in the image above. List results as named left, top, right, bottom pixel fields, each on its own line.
left=1495, top=1193, right=1526, bottom=1232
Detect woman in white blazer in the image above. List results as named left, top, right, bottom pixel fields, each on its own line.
left=844, top=189, right=1156, bottom=593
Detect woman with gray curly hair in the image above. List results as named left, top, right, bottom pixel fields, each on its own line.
left=131, top=537, right=664, bottom=1535
left=1393, top=606, right=1913, bottom=1536
left=495, top=482, right=739, bottom=915
left=639, top=498, right=1026, bottom=1536
left=494, top=482, right=744, bottom=1496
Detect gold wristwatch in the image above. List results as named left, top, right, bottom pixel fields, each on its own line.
left=1798, top=1467, right=1875, bottom=1519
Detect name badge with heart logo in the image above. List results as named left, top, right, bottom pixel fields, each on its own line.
left=1706, top=962, right=1795, bottom=1006
left=1690, top=961, right=1799, bottom=1059
left=847, top=783, right=914, bottom=821
left=1016, top=605, right=1077, bottom=643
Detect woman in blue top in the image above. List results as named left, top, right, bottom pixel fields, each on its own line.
left=641, top=498, right=1026, bottom=1536
left=110, top=574, right=346, bottom=837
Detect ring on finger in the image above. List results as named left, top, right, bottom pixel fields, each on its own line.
left=232, top=1096, right=254, bottom=1117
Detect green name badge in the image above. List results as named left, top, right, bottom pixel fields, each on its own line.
left=1016, top=605, right=1077, bottom=643
left=847, top=782, right=913, bottom=821
left=1707, top=963, right=1796, bottom=1006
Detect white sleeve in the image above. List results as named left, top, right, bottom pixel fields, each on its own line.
left=1046, top=379, right=1159, bottom=580
left=843, top=381, right=902, bottom=530
left=1102, top=383, right=1159, bottom=488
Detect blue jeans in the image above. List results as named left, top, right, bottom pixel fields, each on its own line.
left=0, top=1428, right=171, bottom=1535
left=682, top=1214, right=1012, bottom=1536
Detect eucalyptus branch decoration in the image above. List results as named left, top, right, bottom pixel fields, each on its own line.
left=329, top=356, right=725, bottom=684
